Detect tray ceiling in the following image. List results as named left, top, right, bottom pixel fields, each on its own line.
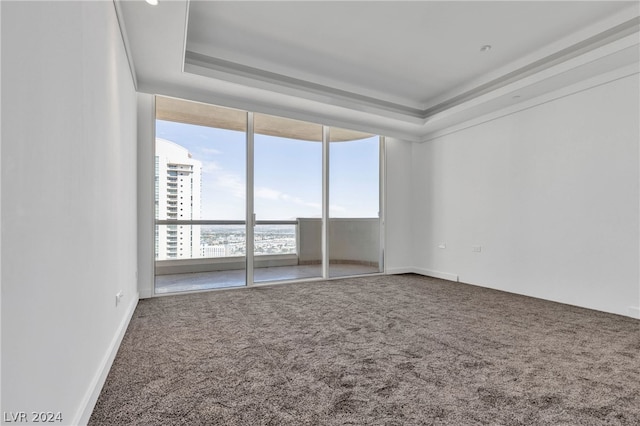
left=117, top=1, right=639, bottom=141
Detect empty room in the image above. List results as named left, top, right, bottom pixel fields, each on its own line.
left=1, top=1, right=639, bottom=425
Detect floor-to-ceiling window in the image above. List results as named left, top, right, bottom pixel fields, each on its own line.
left=253, top=113, right=324, bottom=284
left=329, top=128, right=383, bottom=278
left=154, top=97, right=247, bottom=293
left=153, top=96, right=384, bottom=294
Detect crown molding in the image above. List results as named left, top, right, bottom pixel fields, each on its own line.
left=184, top=16, right=639, bottom=126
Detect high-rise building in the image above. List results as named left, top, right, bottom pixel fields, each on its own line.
left=155, top=138, right=202, bottom=259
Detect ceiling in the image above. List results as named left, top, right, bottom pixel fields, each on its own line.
left=117, top=1, right=640, bottom=141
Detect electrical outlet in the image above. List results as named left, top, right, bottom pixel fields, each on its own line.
left=115, top=291, right=124, bottom=307
left=472, top=246, right=482, bottom=253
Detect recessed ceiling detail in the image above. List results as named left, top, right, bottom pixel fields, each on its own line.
left=184, top=51, right=425, bottom=120
left=184, top=15, right=639, bottom=123
left=117, top=0, right=640, bottom=140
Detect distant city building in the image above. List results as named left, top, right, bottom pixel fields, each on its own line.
left=155, top=138, right=202, bottom=259
left=201, top=245, right=226, bottom=258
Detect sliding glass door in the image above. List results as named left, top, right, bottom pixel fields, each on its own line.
left=154, top=97, right=247, bottom=293
left=252, top=114, right=323, bottom=284
left=329, top=128, right=383, bottom=278
left=153, top=96, right=384, bottom=294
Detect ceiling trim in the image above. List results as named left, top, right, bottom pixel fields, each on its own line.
left=421, top=62, right=639, bottom=143
left=180, top=0, right=189, bottom=73
left=184, top=16, right=639, bottom=123
left=423, top=16, right=640, bottom=117
left=112, top=0, right=138, bottom=90
left=184, top=50, right=424, bottom=119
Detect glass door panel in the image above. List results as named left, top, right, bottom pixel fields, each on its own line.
left=329, top=128, right=382, bottom=278
left=154, top=97, right=247, bottom=293
left=253, top=113, right=323, bottom=283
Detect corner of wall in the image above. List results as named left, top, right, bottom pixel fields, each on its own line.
left=386, top=267, right=415, bottom=275
left=137, top=93, right=155, bottom=299
left=383, top=138, right=415, bottom=271
left=412, top=268, right=459, bottom=282
left=0, top=0, right=3, bottom=404
left=112, top=0, right=138, bottom=90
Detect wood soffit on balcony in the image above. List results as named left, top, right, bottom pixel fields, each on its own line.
left=155, top=96, right=373, bottom=142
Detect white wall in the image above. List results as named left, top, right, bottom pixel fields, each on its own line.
left=384, top=138, right=414, bottom=273
left=411, top=73, right=640, bottom=318
left=137, top=93, right=155, bottom=299
left=1, top=2, right=138, bottom=424
left=0, top=1, right=3, bottom=405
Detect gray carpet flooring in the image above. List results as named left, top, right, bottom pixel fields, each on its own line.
left=89, top=274, right=640, bottom=425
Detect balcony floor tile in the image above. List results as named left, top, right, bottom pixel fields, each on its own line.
left=155, top=264, right=379, bottom=294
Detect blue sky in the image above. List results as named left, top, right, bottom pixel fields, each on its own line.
left=156, top=120, right=379, bottom=220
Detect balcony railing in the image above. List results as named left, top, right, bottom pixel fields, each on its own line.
left=155, top=218, right=380, bottom=276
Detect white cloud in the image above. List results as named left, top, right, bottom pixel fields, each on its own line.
left=255, top=186, right=322, bottom=211
left=215, top=173, right=245, bottom=199
left=255, top=187, right=283, bottom=200
left=201, top=161, right=221, bottom=174
left=208, top=174, right=325, bottom=213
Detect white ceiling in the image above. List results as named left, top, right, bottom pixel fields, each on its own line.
left=117, top=1, right=640, bottom=141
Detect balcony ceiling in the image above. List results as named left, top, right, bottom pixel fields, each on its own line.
left=117, top=1, right=639, bottom=141
left=155, top=96, right=372, bottom=142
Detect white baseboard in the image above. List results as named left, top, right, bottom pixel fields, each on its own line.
left=411, top=267, right=459, bottom=282
left=386, top=267, right=415, bottom=275
left=385, top=266, right=459, bottom=282
left=74, top=293, right=139, bottom=425
left=628, top=306, right=640, bottom=320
